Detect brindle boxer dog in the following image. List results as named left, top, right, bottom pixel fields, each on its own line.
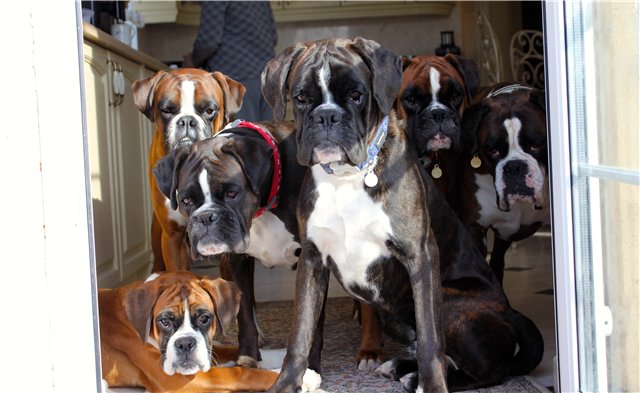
left=99, top=271, right=321, bottom=392
left=458, top=83, right=550, bottom=284
left=133, top=68, right=245, bottom=272
left=261, top=37, right=448, bottom=393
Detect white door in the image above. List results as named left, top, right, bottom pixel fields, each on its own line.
left=546, top=1, right=639, bottom=392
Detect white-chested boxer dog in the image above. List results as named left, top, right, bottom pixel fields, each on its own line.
left=99, top=271, right=321, bottom=392
left=153, top=120, right=321, bottom=370
left=261, top=37, right=448, bottom=393
left=458, top=83, right=549, bottom=284
left=133, top=69, right=245, bottom=272
left=397, top=54, right=479, bottom=204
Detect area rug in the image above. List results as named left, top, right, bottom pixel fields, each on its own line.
left=225, top=297, right=551, bottom=393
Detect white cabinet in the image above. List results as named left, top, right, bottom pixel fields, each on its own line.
left=83, top=23, right=167, bottom=287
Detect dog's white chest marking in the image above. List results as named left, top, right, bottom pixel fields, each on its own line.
left=307, top=165, right=393, bottom=300
left=245, top=211, right=300, bottom=269
left=474, top=173, right=550, bottom=239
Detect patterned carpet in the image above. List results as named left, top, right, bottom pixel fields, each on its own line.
left=226, top=297, right=551, bottom=393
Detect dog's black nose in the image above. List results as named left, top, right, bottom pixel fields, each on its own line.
left=313, top=107, right=342, bottom=127
left=429, top=108, right=447, bottom=123
left=177, top=115, right=199, bottom=139
left=503, top=160, right=528, bottom=176
left=198, top=210, right=219, bottom=225
left=175, top=336, right=197, bottom=353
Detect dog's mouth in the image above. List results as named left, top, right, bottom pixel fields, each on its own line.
left=311, top=142, right=348, bottom=165
left=172, top=359, right=205, bottom=375
left=426, top=133, right=452, bottom=151
left=498, top=190, right=545, bottom=212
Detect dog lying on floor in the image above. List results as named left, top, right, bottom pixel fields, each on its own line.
left=98, top=271, right=320, bottom=393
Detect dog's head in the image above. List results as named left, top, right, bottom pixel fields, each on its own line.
left=398, top=54, right=479, bottom=156
left=153, top=132, right=277, bottom=261
left=261, top=37, right=402, bottom=169
left=462, top=85, right=547, bottom=211
left=133, top=68, right=245, bottom=151
left=125, top=271, right=240, bottom=376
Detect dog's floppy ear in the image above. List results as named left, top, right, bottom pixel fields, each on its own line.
left=261, top=43, right=307, bottom=120
left=527, top=88, right=546, bottom=113
left=349, top=37, right=402, bottom=115
left=461, top=101, right=489, bottom=156
left=153, top=147, right=190, bottom=210
left=200, top=277, right=241, bottom=339
left=401, top=55, right=413, bottom=71
left=445, top=54, right=480, bottom=105
left=132, top=70, right=168, bottom=121
left=211, top=71, right=246, bottom=122
left=125, top=278, right=167, bottom=343
left=220, top=134, right=274, bottom=200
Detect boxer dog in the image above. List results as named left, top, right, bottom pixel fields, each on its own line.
left=261, top=37, right=448, bottom=393
left=458, top=83, right=549, bottom=283
left=375, top=173, right=544, bottom=391
left=98, top=271, right=321, bottom=392
left=153, top=120, right=312, bottom=370
left=397, top=54, right=479, bottom=204
left=133, top=68, right=245, bottom=271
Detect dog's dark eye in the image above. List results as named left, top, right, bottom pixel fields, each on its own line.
left=404, top=95, right=415, bottom=105
left=349, top=91, right=362, bottom=103
left=529, top=144, right=542, bottom=154
left=451, top=93, right=461, bottom=105
left=160, top=106, right=176, bottom=115
left=158, top=318, right=171, bottom=328
left=225, top=190, right=237, bottom=200
left=204, top=107, right=217, bottom=117
left=294, top=93, right=307, bottom=105
left=196, top=314, right=211, bottom=327
left=489, top=148, right=502, bottom=159
left=182, top=197, right=193, bottom=206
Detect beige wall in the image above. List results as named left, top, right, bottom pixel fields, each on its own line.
left=591, top=2, right=639, bottom=392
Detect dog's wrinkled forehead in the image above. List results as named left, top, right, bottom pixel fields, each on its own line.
left=290, top=42, right=370, bottom=93
left=177, top=137, right=244, bottom=189
left=153, top=280, right=215, bottom=319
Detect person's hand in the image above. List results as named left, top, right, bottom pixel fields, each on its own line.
left=183, top=52, right=194, bottom=68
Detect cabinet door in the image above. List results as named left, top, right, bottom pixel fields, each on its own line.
left=83, top=43, right=120, bottom=287
left=108, top=51, right=153, bottom=285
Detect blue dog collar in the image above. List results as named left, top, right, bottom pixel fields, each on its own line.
left=320, top=116, right=389, bottom=177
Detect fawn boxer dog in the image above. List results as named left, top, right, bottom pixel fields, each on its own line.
left=458, top=83, right=550, bottom=284
left=261, top=37, right=448, bottom=393
left=99, top=271, right=320, bottom=392
left=133, top=68, right=245, bottom=271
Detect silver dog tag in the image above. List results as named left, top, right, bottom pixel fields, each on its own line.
left=364, top=171, right=378, bottom=187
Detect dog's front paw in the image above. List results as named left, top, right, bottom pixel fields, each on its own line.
left=357, top=349, right=382, bottom=372
left=237, top=355, right=259, bottom=368
left=399, top=371, right=418, bottom=392
left=301, top=368, right=322, bottom=392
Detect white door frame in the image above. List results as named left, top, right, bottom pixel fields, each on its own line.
left=0, top=1, right=101, bottom=391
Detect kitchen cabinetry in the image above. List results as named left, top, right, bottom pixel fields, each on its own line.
left=82, top=23, right=168, bottom=288
left=132, top=1, right=454, bottom=26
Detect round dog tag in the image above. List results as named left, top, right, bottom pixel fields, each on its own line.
left=364, top=171, right=378, bottom=187
left=431, top=164, right=442, bottom=179
left=470, top=155, right=482, bottom=169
